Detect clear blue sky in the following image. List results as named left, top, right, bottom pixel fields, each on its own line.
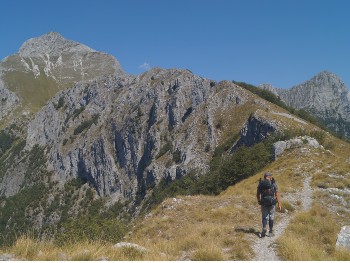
left=1, top=0, right=350, bottom=88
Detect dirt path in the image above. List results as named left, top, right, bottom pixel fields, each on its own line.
left=252, top=175, right=313, bottom=261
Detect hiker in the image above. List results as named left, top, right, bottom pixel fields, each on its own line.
left=256, top=172, right=281, bottom=237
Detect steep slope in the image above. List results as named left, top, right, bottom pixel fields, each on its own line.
left=18, top=66, right=320, bottom=203
left=4, top=68, right=256, bottom=199
left=260, top=71, right=350, bottom=138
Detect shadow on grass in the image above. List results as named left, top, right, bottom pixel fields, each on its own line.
left=234, top=226, right=260, bottom=237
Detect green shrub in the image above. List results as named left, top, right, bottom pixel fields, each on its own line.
left=156, top=141, right=172, bottom=159
left=217, top=143, right=271, bottom=189
left=55, top=216, right=127, bottom=245
left=72, top=106, right=85, bottom=120
left=0, top=183, right=48, bottom=246
left=24, top=145, right=48, bottom=184
left=0, top=131, right=15, bottom=154
left=172, top=149, right=182, bottom=164
left=55, top=97, right=65, bottom=110
left=309, top=130, right=326, bottom=145
left=73, top=114, right=99, bottom=135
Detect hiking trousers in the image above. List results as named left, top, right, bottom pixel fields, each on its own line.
left=261, top=205, right=275, bottom=231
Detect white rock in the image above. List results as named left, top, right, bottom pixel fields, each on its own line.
left=113, top=242, right=147, bottom=252
left=336, top=226, right=350, bottom=251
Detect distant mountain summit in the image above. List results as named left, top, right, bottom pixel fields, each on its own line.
left=260, top=71, right=350, bottom=138
left=19, top=32, right=95, bottom=57
left=278, top=71, right=348, bottom=110
left=0, top=32, right=123, bottom=115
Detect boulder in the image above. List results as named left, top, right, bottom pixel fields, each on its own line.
left=336, top=226, right=350, bottom=251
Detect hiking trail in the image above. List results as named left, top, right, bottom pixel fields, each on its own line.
left=252, top=175, right=313, bottom=261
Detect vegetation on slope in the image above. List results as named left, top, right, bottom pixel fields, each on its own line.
left=0, top=145, right=128, bottom=248
left=141, top=136, right=273, bottom=213
left=3, top=71, right=59, bottom=113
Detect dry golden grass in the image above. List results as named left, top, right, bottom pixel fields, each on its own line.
left=127, top=194, right=256, bottom=260
left=277, top=205, right=350, bottom=261
left=0, top=236, right=163, bottom=261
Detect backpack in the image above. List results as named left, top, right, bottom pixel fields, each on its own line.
left=258, top=178, right=276, bottom=207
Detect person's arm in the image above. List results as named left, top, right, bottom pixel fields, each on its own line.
left=275, top=191, right=282, bottom=211
left=256, top=188, right=261, bottom=205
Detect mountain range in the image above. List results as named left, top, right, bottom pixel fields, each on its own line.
left=0, top=32, right=349, bottom=260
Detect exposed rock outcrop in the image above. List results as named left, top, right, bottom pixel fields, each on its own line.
left=0, top=80, right=20, bottom=120
left=231, top=113, right=278, bottom=152
left=0, top=68, right=250, bottom=204
left=258, top=83, right=280, bottom=97
left=113, top=242, right=147, bottom=252
left=273, top=136, right=322, bottom=160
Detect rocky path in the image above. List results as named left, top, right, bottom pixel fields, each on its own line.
left=252, top=175, right=313, bottom=261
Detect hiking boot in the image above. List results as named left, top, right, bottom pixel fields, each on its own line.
left=261, top=228, right=267, bottom=238
left=269, top=230, right=274, bottom=237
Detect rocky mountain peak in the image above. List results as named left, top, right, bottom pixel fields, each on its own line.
left=0, top=31, right=124, bottom=122
left=19, top=32, right=95, bottom=57
left=275, top=70, right=350, bottom=138
left=294, top=70, right=347, bottom=94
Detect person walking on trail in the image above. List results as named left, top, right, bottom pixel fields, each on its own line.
left=257, top=172, right=282, bottom=237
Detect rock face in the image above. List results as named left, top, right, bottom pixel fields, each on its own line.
left=0, top=80, right=20, bottom=120
left=272, top=71, right=350, bottom=138
left=1, top=66, right=252, bottom=204
left=231, top=113, right=277, bottom=152
left=336, top=225, right=350, bottom=251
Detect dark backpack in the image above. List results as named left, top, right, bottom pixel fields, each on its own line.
left=258, top=178, right=276, bottom=207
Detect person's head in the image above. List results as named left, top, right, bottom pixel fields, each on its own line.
left=264, top=172, right=272, bottom=181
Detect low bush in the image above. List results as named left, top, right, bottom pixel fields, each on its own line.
left=156, top=141, right=172, bottom=159
left=73, top=114, right=99, bottom=135
left=0, top=131, right=16, bottom=155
